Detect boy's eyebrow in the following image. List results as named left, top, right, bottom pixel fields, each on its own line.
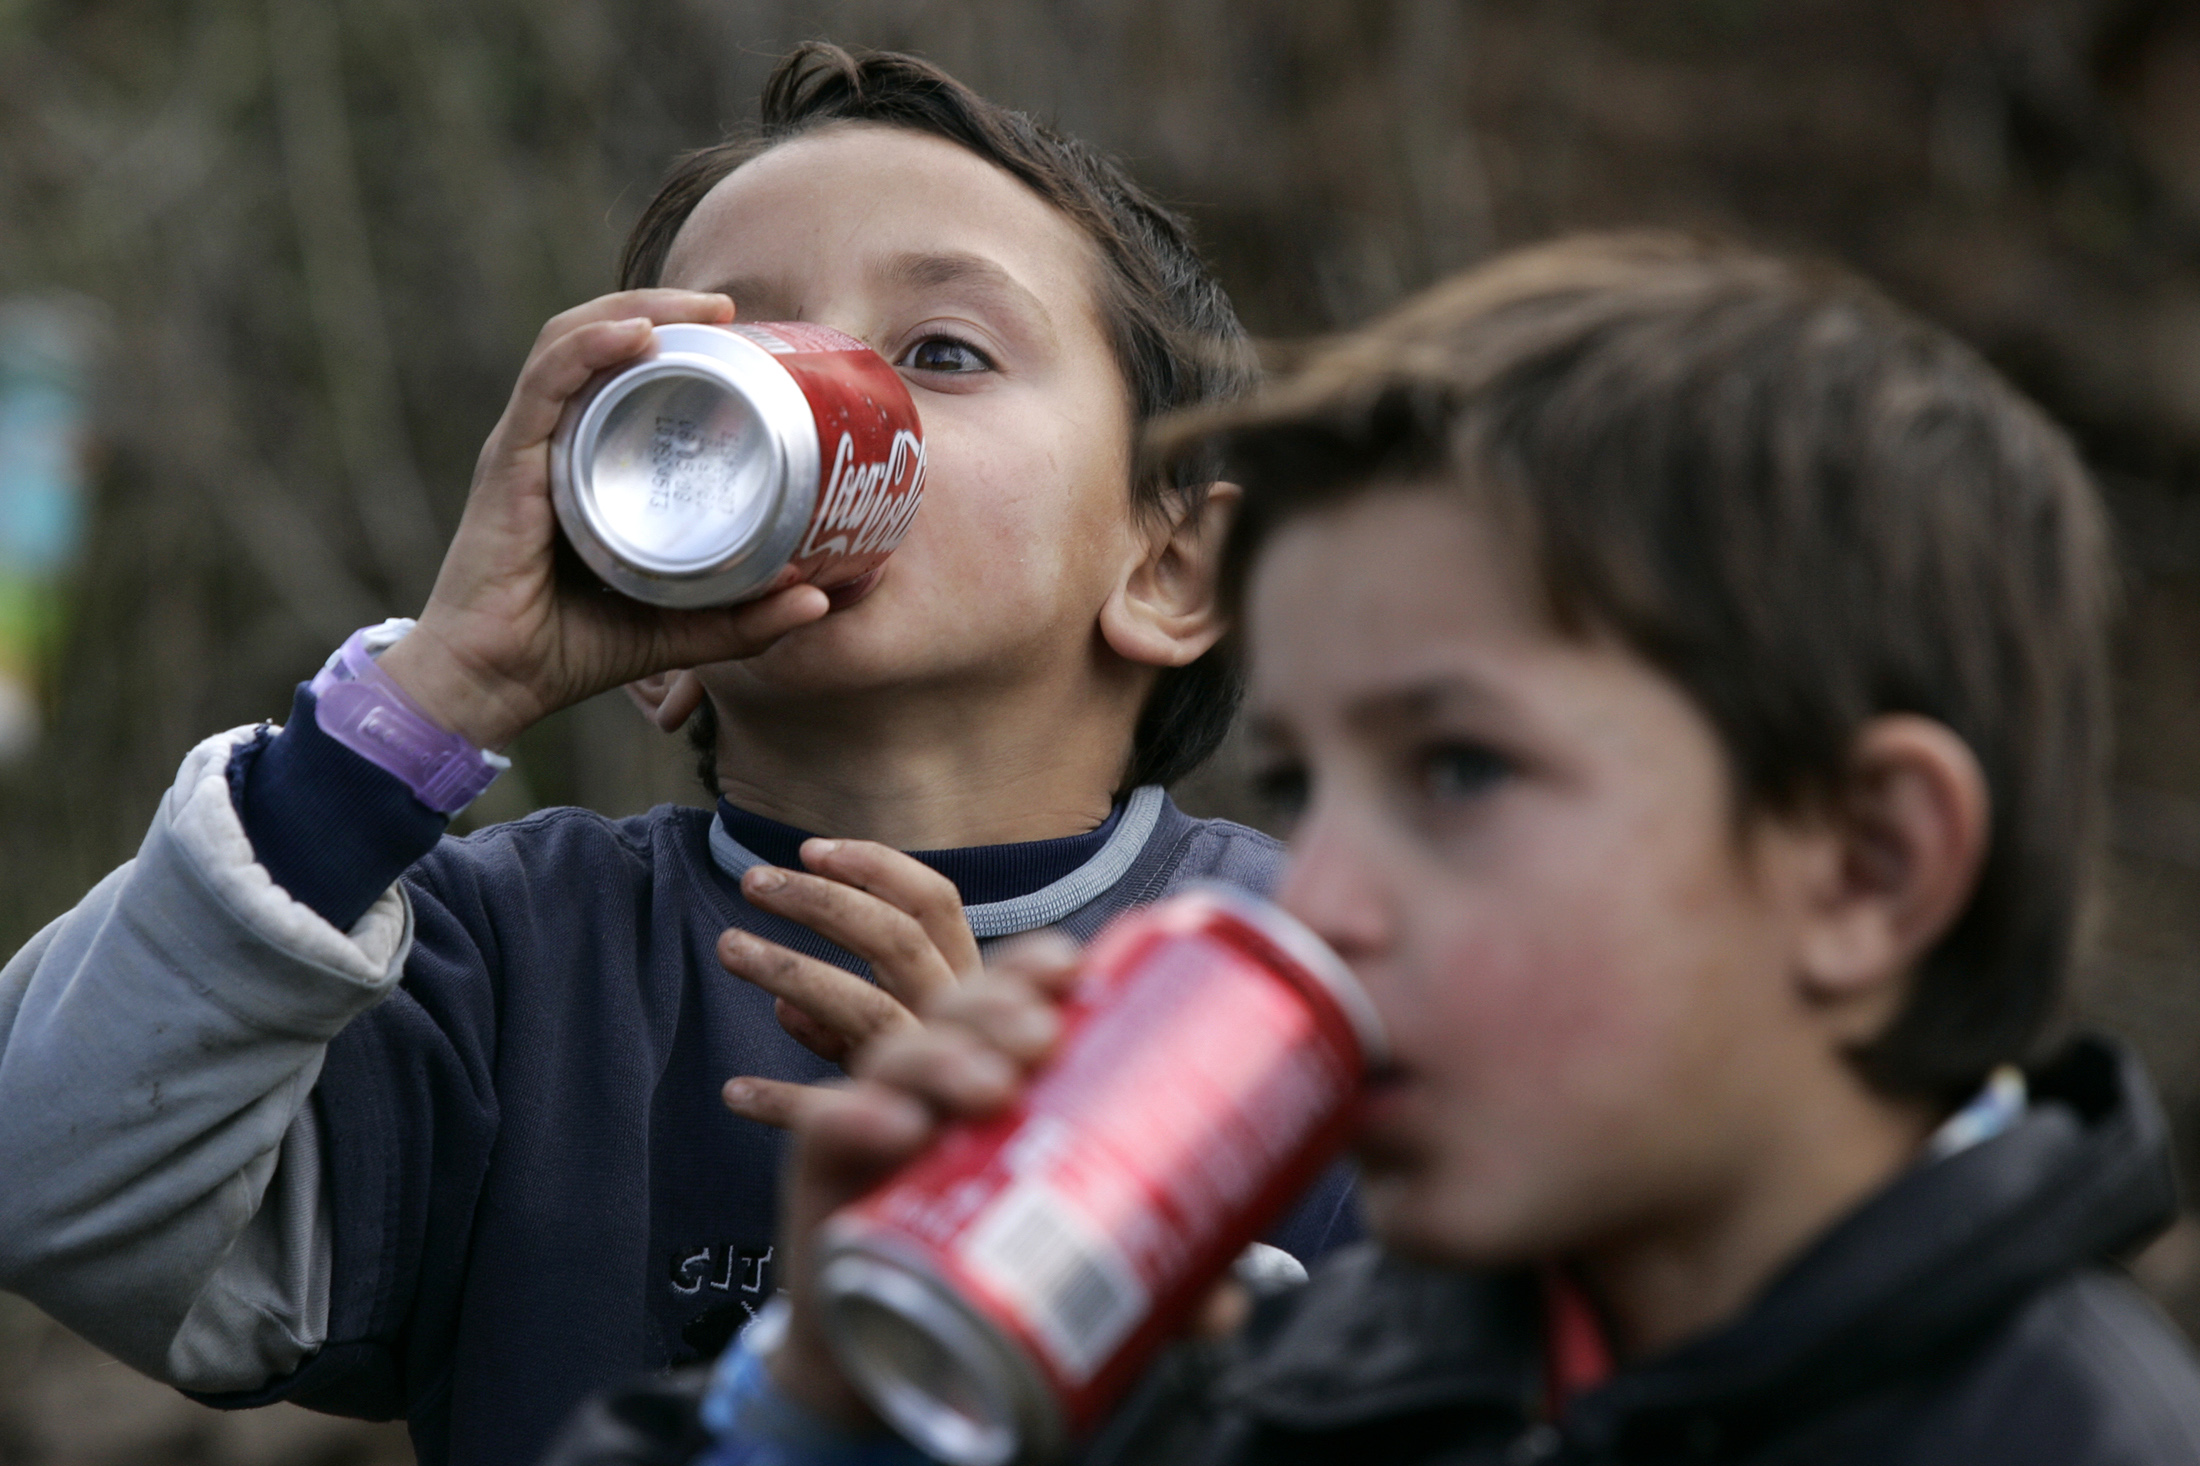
left=878, top=250, right=1059, bottom=340
left=1245, top=675, right=1514, bottom=744
left=1242, top=709, right=1291, bottom=751
left=696, top=251, right=1057, bottom=342
left=1342, top=678, right=1510, bottom=734
left=700, top=276, right=794, bottom=318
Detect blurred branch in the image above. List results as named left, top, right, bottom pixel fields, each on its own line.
left=2113, top=787, right=2200, bottom=871
left=264, top=0, right=444, bottom=607
left=213, top=465, right=384, bottom=644
left=135, top=290, right=387, bottom=647
left=1395, top=0, right=1495, bottom=274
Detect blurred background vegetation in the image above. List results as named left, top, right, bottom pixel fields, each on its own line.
left=5, top=0, right=2200, bottom=1461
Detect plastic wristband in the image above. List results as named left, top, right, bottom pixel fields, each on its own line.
left=308, top=619, right=511, bottom=815
left=698, top=1299, right=928, bottom=1466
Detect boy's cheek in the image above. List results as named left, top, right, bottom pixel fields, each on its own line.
left=1387, top=910, right=1660, bottom=1098
left=1356, top=1089, right=1696, bottom=1268
left=1351, top=1116, right=1589, bottom=1266
left=1351, top=924, right=1712, bottom=1259
left=873, top=461, right=1107, bottom=618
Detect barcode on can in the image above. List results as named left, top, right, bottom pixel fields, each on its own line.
left=959, top=1178, right=1149, bottom=1384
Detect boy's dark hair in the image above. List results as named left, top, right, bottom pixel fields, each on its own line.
left=1172, top=232, right=2112, bottom=1104
left=618, top=43, right=1256, bottom=796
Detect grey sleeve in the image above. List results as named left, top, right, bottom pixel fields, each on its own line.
left=0, top=727, right=411, bottom=1391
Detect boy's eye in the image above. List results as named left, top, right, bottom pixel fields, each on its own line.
left=1419, top=743, right=1511, bottom=803
left=898, top=336, right=993, bottom=374
left=1250, top=761, right=1311, bottom=826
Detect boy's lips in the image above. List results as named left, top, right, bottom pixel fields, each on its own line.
left=1365, top=1058, right=1408, bottom=1087
left=1355, top=1062, right=1417, bottom=1138
left=819, top=566, right=884, bottom=611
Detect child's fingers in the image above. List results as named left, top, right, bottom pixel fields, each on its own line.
left=986, top=931, right=1085, bottom=998
left=774, top=998, right=853, bottom=1064
left=852, top=1026, right=1022, bottom=1116
left=531, top=289, right=734, bottom=352
left=910, top=980, right=1061, bottom=1064
left=625, top=669, right=711, bottom=732
left=717, top=928, right=920, bottom=1048
left=1191, top=1278, right=1253, bottom=1340
left=487, top=316, right=659, bottom=458
left=739, top=866, right=962, bottom=1012
left=786, top=1081, right=933, bottom=1196
left=722, top=1075, right=835, bottom=1130
left=797, top=840, right=984, bottom=986
left=488, top=293, right=736, bottom=459
left=644, top=585, right=831, bottom=670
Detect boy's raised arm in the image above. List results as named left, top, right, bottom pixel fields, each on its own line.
left=0, top=288, right=830, bottom=1396
left=0, top=725, right=408, bottom=1388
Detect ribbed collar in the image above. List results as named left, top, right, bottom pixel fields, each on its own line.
left=708, top=786, right=1169, bottom=940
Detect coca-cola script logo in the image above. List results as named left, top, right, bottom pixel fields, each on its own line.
left=799, top=429, right=927, bottom=559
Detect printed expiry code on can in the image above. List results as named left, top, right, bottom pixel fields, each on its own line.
left=960, top=1178, right=1149, bottom=1384
left=648, top=416, right=745, bottom=514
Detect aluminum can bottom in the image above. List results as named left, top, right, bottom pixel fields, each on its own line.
left=812, top=888, right=1383, bottom=1465
left=817, top=1231, right=1066, bottom=1466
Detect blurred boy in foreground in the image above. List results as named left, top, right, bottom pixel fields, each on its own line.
left=600, top=234, right=2200, bottom=1464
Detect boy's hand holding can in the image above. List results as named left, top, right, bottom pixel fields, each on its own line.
left=756, top=934, right=1083, bottom=1429
left=755, top=892, right=1381, bottom=1465
left=375, top=290, right=833, bottom=751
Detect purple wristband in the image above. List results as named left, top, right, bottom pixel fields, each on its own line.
left=308, top=621, right=511, bottom=815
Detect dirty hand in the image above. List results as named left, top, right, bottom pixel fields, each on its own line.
left=376, top=291, right=830, bottom=750
left=718, top=840, right=984, bottom=1126
left=756, top=934, right=1078, bottom=1423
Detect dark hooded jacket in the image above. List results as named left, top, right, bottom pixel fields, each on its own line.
left=1086, top=1034, right=2200, bottom=1466
left=544, top=1035, right=2200, bottom=1466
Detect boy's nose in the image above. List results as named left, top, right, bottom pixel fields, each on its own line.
left=1273, top=810, right=1392, bottom=964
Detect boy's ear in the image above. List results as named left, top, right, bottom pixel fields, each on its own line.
left=624, top=670, right=708, bottom=733
left=1099, top=482, right=1242, bottom=670
left=1790, top=714, right=1990, bottom=1038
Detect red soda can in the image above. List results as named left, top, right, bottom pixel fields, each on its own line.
left=814, top=886, right=1385, bottom=1466
left=549, top=321, right=926, bottom=607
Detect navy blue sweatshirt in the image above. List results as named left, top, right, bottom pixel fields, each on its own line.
left=198, top=690, right=1359, bottom=1466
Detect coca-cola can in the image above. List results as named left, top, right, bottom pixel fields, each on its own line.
left=814, top=886, right=1385, bottom=1466
left=549, top=321, right=926, bottom=607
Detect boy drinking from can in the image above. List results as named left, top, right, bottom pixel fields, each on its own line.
left=697, top=233, right=2200, bottom=1464
left=0, top=44, right=1357, bottom=1466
